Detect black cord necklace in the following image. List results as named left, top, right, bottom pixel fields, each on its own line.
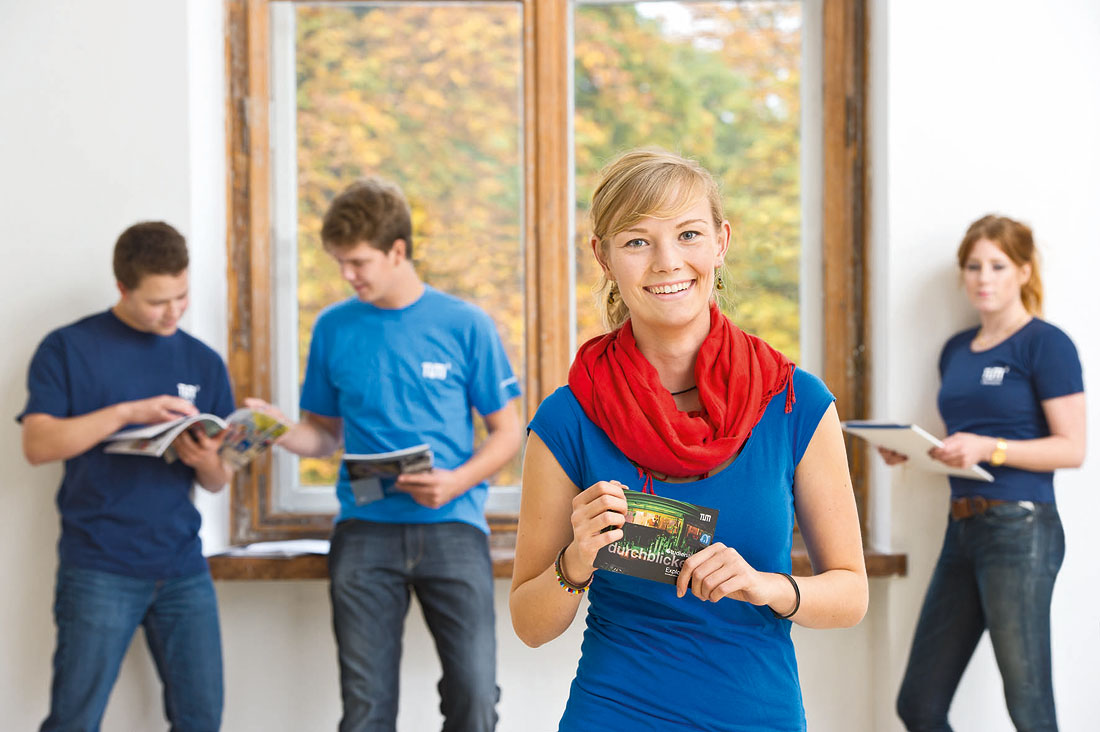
left=670, top=385, right=698, bottom=396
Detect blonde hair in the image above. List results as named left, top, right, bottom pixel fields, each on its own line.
left=589, top=149, right=727, bottom=330
left=957, top=214, right=1043, bottom=316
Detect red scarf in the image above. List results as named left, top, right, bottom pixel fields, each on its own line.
left=568, top=303, right=795, bottom=479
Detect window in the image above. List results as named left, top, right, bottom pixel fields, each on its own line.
left=572, top=2, right=816, bottom=366
left=267, top=2, right=526, bottom=513
left=225, top=0, right=868, bottom=544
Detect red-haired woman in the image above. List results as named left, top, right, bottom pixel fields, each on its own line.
left=890, top=215, right=1086, bottom=731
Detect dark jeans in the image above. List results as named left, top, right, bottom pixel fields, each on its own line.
left=897, top=502, right=1064, bottom=732
left=329, top=520, right=499, bottom=732
left=41, top=563, right=223, bottom=732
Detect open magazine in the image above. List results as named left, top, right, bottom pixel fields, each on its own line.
left=344, top=444, right=434, bottom=506
left=595, top=489, right=719, bottom=585
left=841, top=420, right=994, bottom=482
left=104, top=408, right=290, bottom=470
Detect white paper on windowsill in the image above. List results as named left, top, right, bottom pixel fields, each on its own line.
left=216, top=539, right=331, bottom=558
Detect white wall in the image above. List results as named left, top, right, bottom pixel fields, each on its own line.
left=1, top=1, right=193, bottom=730
left=866, top=1, right=1100, bottom=730
left=2, top=1, right=1097, bottom=730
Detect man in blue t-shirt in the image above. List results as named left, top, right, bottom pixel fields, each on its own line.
left=19, top=222, right=235, bottom=732
left=247, top=177, right=522, bottom=731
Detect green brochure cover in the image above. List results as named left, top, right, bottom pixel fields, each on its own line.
left=595, top=488, right=719, bottom=584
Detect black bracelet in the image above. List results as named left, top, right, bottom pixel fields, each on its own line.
left=771, top=572, right=800, bottom=619
left=554, top=545, right=593, bottom=594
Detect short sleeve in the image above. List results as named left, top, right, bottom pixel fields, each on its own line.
left=938, top=331, right=968, bottom=381
left=18, top=331, right=71, bottom=421
left=466, top=310, right=521, bottom=417
left=789, top=368, right=836, bottom=466
left=527, top=387, right=586, bottom=489
left=299, top=315, right=340, bottom=417
left=207, top=358, right=236, bottom=419
left=1031, top=326, right=1084, bottom=401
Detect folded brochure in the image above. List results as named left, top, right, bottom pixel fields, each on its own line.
left=595, top=488, right=719, bottom=584
left=344, top=444, right=434, bottom=505
left=103, top=408, right=289, bottom=470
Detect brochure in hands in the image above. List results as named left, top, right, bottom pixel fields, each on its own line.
left=344, top=444, right=434, bottom=506
left=103, top=408, right=290, bottom=470
left=841, top=420, right=994, bottom=482
left=595, top=488, right=719, bottom=584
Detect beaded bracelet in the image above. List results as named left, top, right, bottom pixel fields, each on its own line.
left=771, top=572, right=801, bottom=619
left=554, top=545, right=593, bottom=595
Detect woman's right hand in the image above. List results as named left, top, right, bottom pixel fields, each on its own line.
left=562, top=480, right=629, bottom=581
left=878, top=446, right=909, bottom=466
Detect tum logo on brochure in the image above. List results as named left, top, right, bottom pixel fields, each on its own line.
left=980, top=366, right=1009, bottom=386
left=421, top=362, right=452, bottom=380
left=177, top=383, right=201, bottom=403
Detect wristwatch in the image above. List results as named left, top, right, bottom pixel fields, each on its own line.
left=990, top=438, right=1008, bottom=467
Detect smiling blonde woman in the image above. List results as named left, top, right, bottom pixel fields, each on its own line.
left=510, top=149, right=868, bottom=731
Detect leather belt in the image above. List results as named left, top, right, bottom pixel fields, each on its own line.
left=950, top=496, right=1035, bottom=521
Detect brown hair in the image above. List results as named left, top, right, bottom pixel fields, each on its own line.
left=321, top=177, right=414, bottom=257
left=589, top=149, right=726, bottom=330
left=112, top=221, right=189, bottom=290
left=957, top=214, right=1043, bottom=315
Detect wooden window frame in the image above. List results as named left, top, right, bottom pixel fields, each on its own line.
left=224, top=0, right=870, bottom=545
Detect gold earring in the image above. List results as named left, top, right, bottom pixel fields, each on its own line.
left=607, top=281, right=619, bottom=306
left=715, top=269, right=725, bottom=291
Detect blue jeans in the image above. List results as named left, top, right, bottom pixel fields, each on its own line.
left=896, top=502, right=1064, bottom=732
left=40, top=563, right=223, bottom=732
left=329, top=520, right=499, bottom=732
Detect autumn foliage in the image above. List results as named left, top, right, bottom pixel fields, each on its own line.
left=289, top=2, right=801, bottom=486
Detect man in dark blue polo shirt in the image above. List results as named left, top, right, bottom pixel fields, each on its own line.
left=19, top=221, right=235, bottom=732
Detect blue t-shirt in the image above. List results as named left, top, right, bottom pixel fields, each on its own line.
left=938, top=318, right=1084, bottom=503
left=529, top=368, right=834, bottom=732
left=18, top=310, right=235, bottom=579
left=300, top=286, right=521, bottom=532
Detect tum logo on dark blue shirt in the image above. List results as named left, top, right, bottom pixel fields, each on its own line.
left=177, top=382, right=201, bottom=402
left=980, top=366, right=1009, bottom=386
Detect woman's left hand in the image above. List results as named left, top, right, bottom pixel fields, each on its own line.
left=928, top=431, right=993, bottom=469
left=676, top=542, right=785, bottom=607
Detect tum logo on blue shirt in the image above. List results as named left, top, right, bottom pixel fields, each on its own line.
left=421, top=362, right=452, bottom=380
left=980, top=366, right=1009, bottom=386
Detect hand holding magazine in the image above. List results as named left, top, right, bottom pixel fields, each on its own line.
left=104, top=408, right=290, bottom=470
left=841, top=421, right=994, bottom=482
left=344, top=444, right=434, bottom=506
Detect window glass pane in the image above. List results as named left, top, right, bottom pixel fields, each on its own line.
left=278, top=2, right=525, bottom=493
left=574, top=1, right=802, bottom=361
